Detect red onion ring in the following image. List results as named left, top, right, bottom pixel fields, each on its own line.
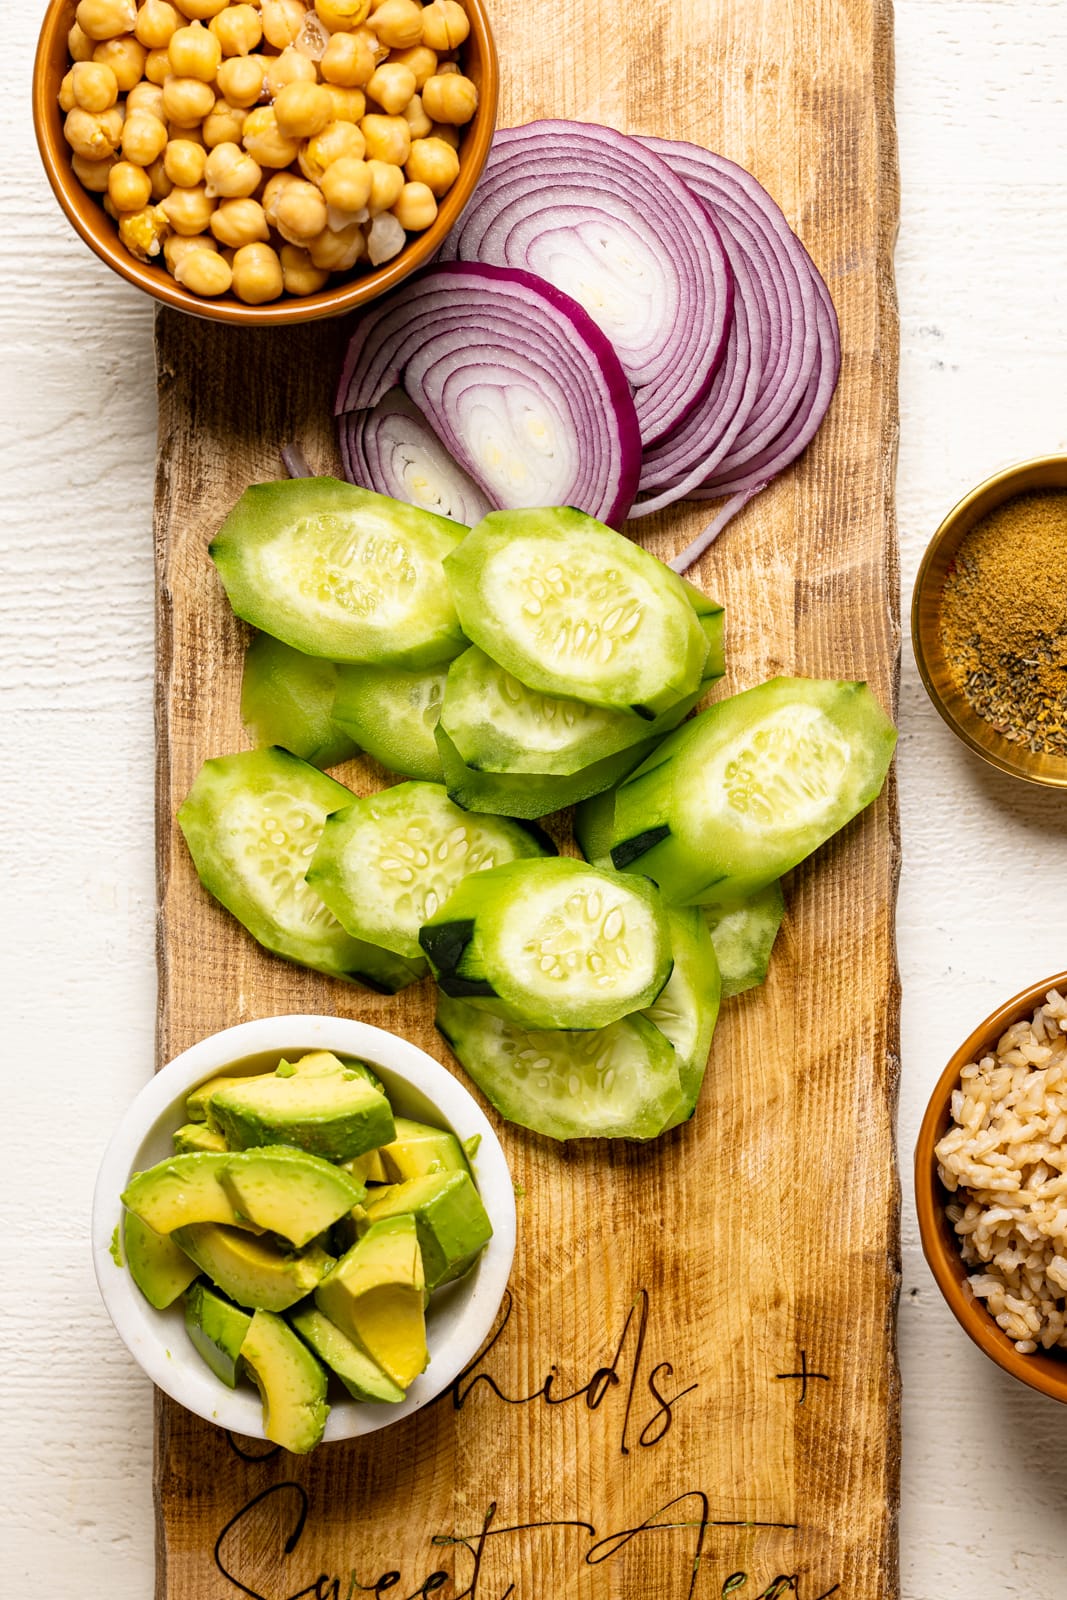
left=340, top=390, right=492, bottom=526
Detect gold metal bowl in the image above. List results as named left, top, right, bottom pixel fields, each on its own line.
left=911, top=455, right=1067, bottom=790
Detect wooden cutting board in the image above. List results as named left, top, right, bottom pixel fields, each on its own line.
left=153, top=0, right=900, bottom=1594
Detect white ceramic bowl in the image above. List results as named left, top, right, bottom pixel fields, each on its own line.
left=92, top=1015, right=516, bottom=1443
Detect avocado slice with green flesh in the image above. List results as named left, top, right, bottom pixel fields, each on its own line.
left=173, top=1122, right=229, bottom=1155
left=341, top=1148, right=388, bottom=1184
left=124, top=1212, right=200, bottom=1310
left=378, top=1118, right=469, bottom=1183
left=185, top=1073, right=251, bottom=1126
left=314, top=1215, right=427, bottom=1390
left=360, top=1170, right=492, bottom=1290
left=220, top=1147, right=364, bottom=1247
left=172, top=1223, right=334, bottom=1312
left=285, top=1050, right=384, bottom=1092
left=210, top=1070, right=395, bottom=1163
left=184, top=1281, right=252, bottom=1387
left=122, top=1152, right=252, bottom=1234
left=240, top=1309, right=330, bottom=1455
left=290, top=1306, right=405, bottom=1404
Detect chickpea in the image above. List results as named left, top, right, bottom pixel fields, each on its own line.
left=391, top=181, right=435, bottom=230
left=107, top=159, right=153, bottom=211
left=419, top=0, right=469, bottom=52
left=231, top=241, right=285, bottom=303
left=307, top=220, right=365, bottom=270
left=71, top=61, right=118, bottom=113
left=263, top=47, right=317, bottom=99
left=209, top=4, right=263, bottom=56
left=144, top=49, right=173, bottom=85
left=366, top=62, right=416, bottom=115
left=319, top=31, right=375, bottom=87
left=135, top=0, right=180, bottom=49
left=164, top=137, right=207, bottom=186
left=314, top=0, right=370, bottom=28
left=92, top=36, right=148, bottom=91
left=147, top=153, right=174, bottom=199
left=360, top=112, right=410, bottom=165
left=121, top=108, right=169, bottom=163
left=322, top=85, right=367, bottom=123
left=429, top=119, right=459, bottom=148
left=367, top=0, right=423, bottom=49
left=319, top=155, right=371, bottom=211
left=280, top=242, right=329, bottom=293
left=202, top=98, right=248, bottom=146
left=241, top=107, right=301, bottom=167
left=167, top=20, right=222, bottom=80
left=162, top=74, right=217, bottom=125
left=64, top=107, right=121, bottom=160
left=354, top=21, right=389, bottom=63
left=420, top=71, right=476, bottom=124
left=365, top=155, right=404, bottom=213
left=260, top=0, right=307, bottom=49
left=68, top=23, right=96, bottom=62
left=168, top=118, right=206, bottom=145
left=210, top=196, right=270, bottom=246
left=160, top=181, right=216, bottom=233
left=117, top=203, right=171, bottom=260
left=203, top=141, right=262, bottom=197
left=127, top=81, right=166, bottom=119
left=273, top=81, right=332, bottom=139
left=404, top=132, right=457, bottom=195
left=273, top=179, right=328, bottom=242
left=71, top=151, right=118, bottom=192
left=262, top=169, right=300, bottom=220
left=433, top=58, right=459, bottom=73
left=389, top=45, right=436, bottom=88
left=172, top=0, right=230, bottom=17
left=401, top=92, right=432, bottom=140
left=75, top=0, right=137, bottom=43
left=216, top=54, right=268, bottom=107
left=298, top=119, right=366, bottom=181
left=58, top=71, right=78, bottom=115
left=173, top=247, right=234, bottom=295
left=164, top=230, right=218, bottom=270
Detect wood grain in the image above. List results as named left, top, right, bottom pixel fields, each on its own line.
left=153, top=0, right=900, bottom=1595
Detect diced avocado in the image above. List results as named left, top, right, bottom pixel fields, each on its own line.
left=290, top=1306, right=405, bottom=1404
left=239, top=1309, right=330, bottom=1455
left=314, top=1215, right=427, bottom=1390
left=210, top=1069, right=395, bottom=1163
left=173, top=1122, right=229, bottom=1155
left=378, top=1117, right=469, bottom=1183
left=220, top=1147, right=364, bottom=1248
left=360, top=1170, right=492, bottom=1289
left=122, top=1152, right=249, bottom=1234
left=184, top=1281, right=252, bottom=1388
left=172, top=1223, right=334, bottom=1312
left=124, top=1212, right=199, bottom=1310
left=186, top=1073, right=250, bottom=1126
left=340, top=1148, right=388, bottom=1184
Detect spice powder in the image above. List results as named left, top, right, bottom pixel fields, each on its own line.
left=939, top=489, right=1067, bottom=757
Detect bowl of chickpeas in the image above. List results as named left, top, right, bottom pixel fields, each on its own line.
left=33, top=0, right=497, bottom=322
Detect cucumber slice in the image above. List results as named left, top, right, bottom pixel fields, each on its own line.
left=641, top=908, right=721, bottom=1130
left=420, top=857, right=674, bottom=1030
left=573, top=785, right=617, bottom=867
left=604, top=678, right=896, bottom=905
left=306, top=781, right=554, bottom=960
left=442, top=507, right=710, bottom=715
left=679, top=579, right=725, bottom=682
left=210, top=478, right=466, bottom=668
left=241, top=634, right=358, bottom=770
left=703, top=881, right=786, bottom=998
left=434, top=726, right=659, bottom=821
left=436, top=995, right=682, bottom=1141
left=332, top=662, right=447, bottom=782
left=177, top=748, right=425, bottom=992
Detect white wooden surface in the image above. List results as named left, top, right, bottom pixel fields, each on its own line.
left=3, top=3, right=1066, bottom=1593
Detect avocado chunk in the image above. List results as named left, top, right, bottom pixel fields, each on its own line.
left=122, top=1152, right=250, bottom=1234
left=361, top=1170, right=492, bottom=1290
left=220, top=1146, right=364, bottom=1248
left=285, top=1050, right=384, bottom=1092
left=184, top=1281, right=252, bottom=1388
left=124, top=1212, right=200, bottom=1310
left=172, top=1223, right=334, bottom=1312
left=173, top=1122, right=229, bottom=1154
left=240, top=1309, right=330, bottom=1455
left=210, top=1070, right=395, bottom=1162
left=314, top=1215, right=427, bottom=1390
left=290, top=1306, right=405, bottom=1404
left=378, top=1117, right=469, bottom=1183
left=185, top=1073, right=251, bottom=1126
left=341, top=1148, right=388, bottom=1185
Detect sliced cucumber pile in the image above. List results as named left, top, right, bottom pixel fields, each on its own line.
left=332, top=662, right=448, bottom=783
left=704, top=881, right=786, bottom=998
left=240, top=634, right=358, bottom=770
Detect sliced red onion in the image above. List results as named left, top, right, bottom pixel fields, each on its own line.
left=336, top=262, right=641, bottom=527
left=438, top=120, right=733, bottom=448
left=341, top=389, right=492, bottom=525
left=281, top=442, right=313, bottom=479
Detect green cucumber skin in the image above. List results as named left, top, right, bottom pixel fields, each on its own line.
left=332, top=662, right=449, bottom=783
left=704, top=881, right=786, bottom=998
left=210, top=478, right=467, bottom=669
left=643, top=908, right=721, bottom=1130
left=442, top=507, right=711, bottom=716
left=177, top=748, right=424, bottom=992
left=605, top=678, right=897, bottom=906
left=435, top=725, right=660, bottom=821
left=240, top=634, right=358, bottom=770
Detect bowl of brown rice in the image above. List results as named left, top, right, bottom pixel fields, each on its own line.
left=915, top=972, right=1067, bottom=1404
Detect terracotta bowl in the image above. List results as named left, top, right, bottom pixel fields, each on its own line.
left=914, top=972, right=1067, bottom=1405
left=33, top=0, right=498, bottom=325
left=911, top=454, right=1067, bottom=790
